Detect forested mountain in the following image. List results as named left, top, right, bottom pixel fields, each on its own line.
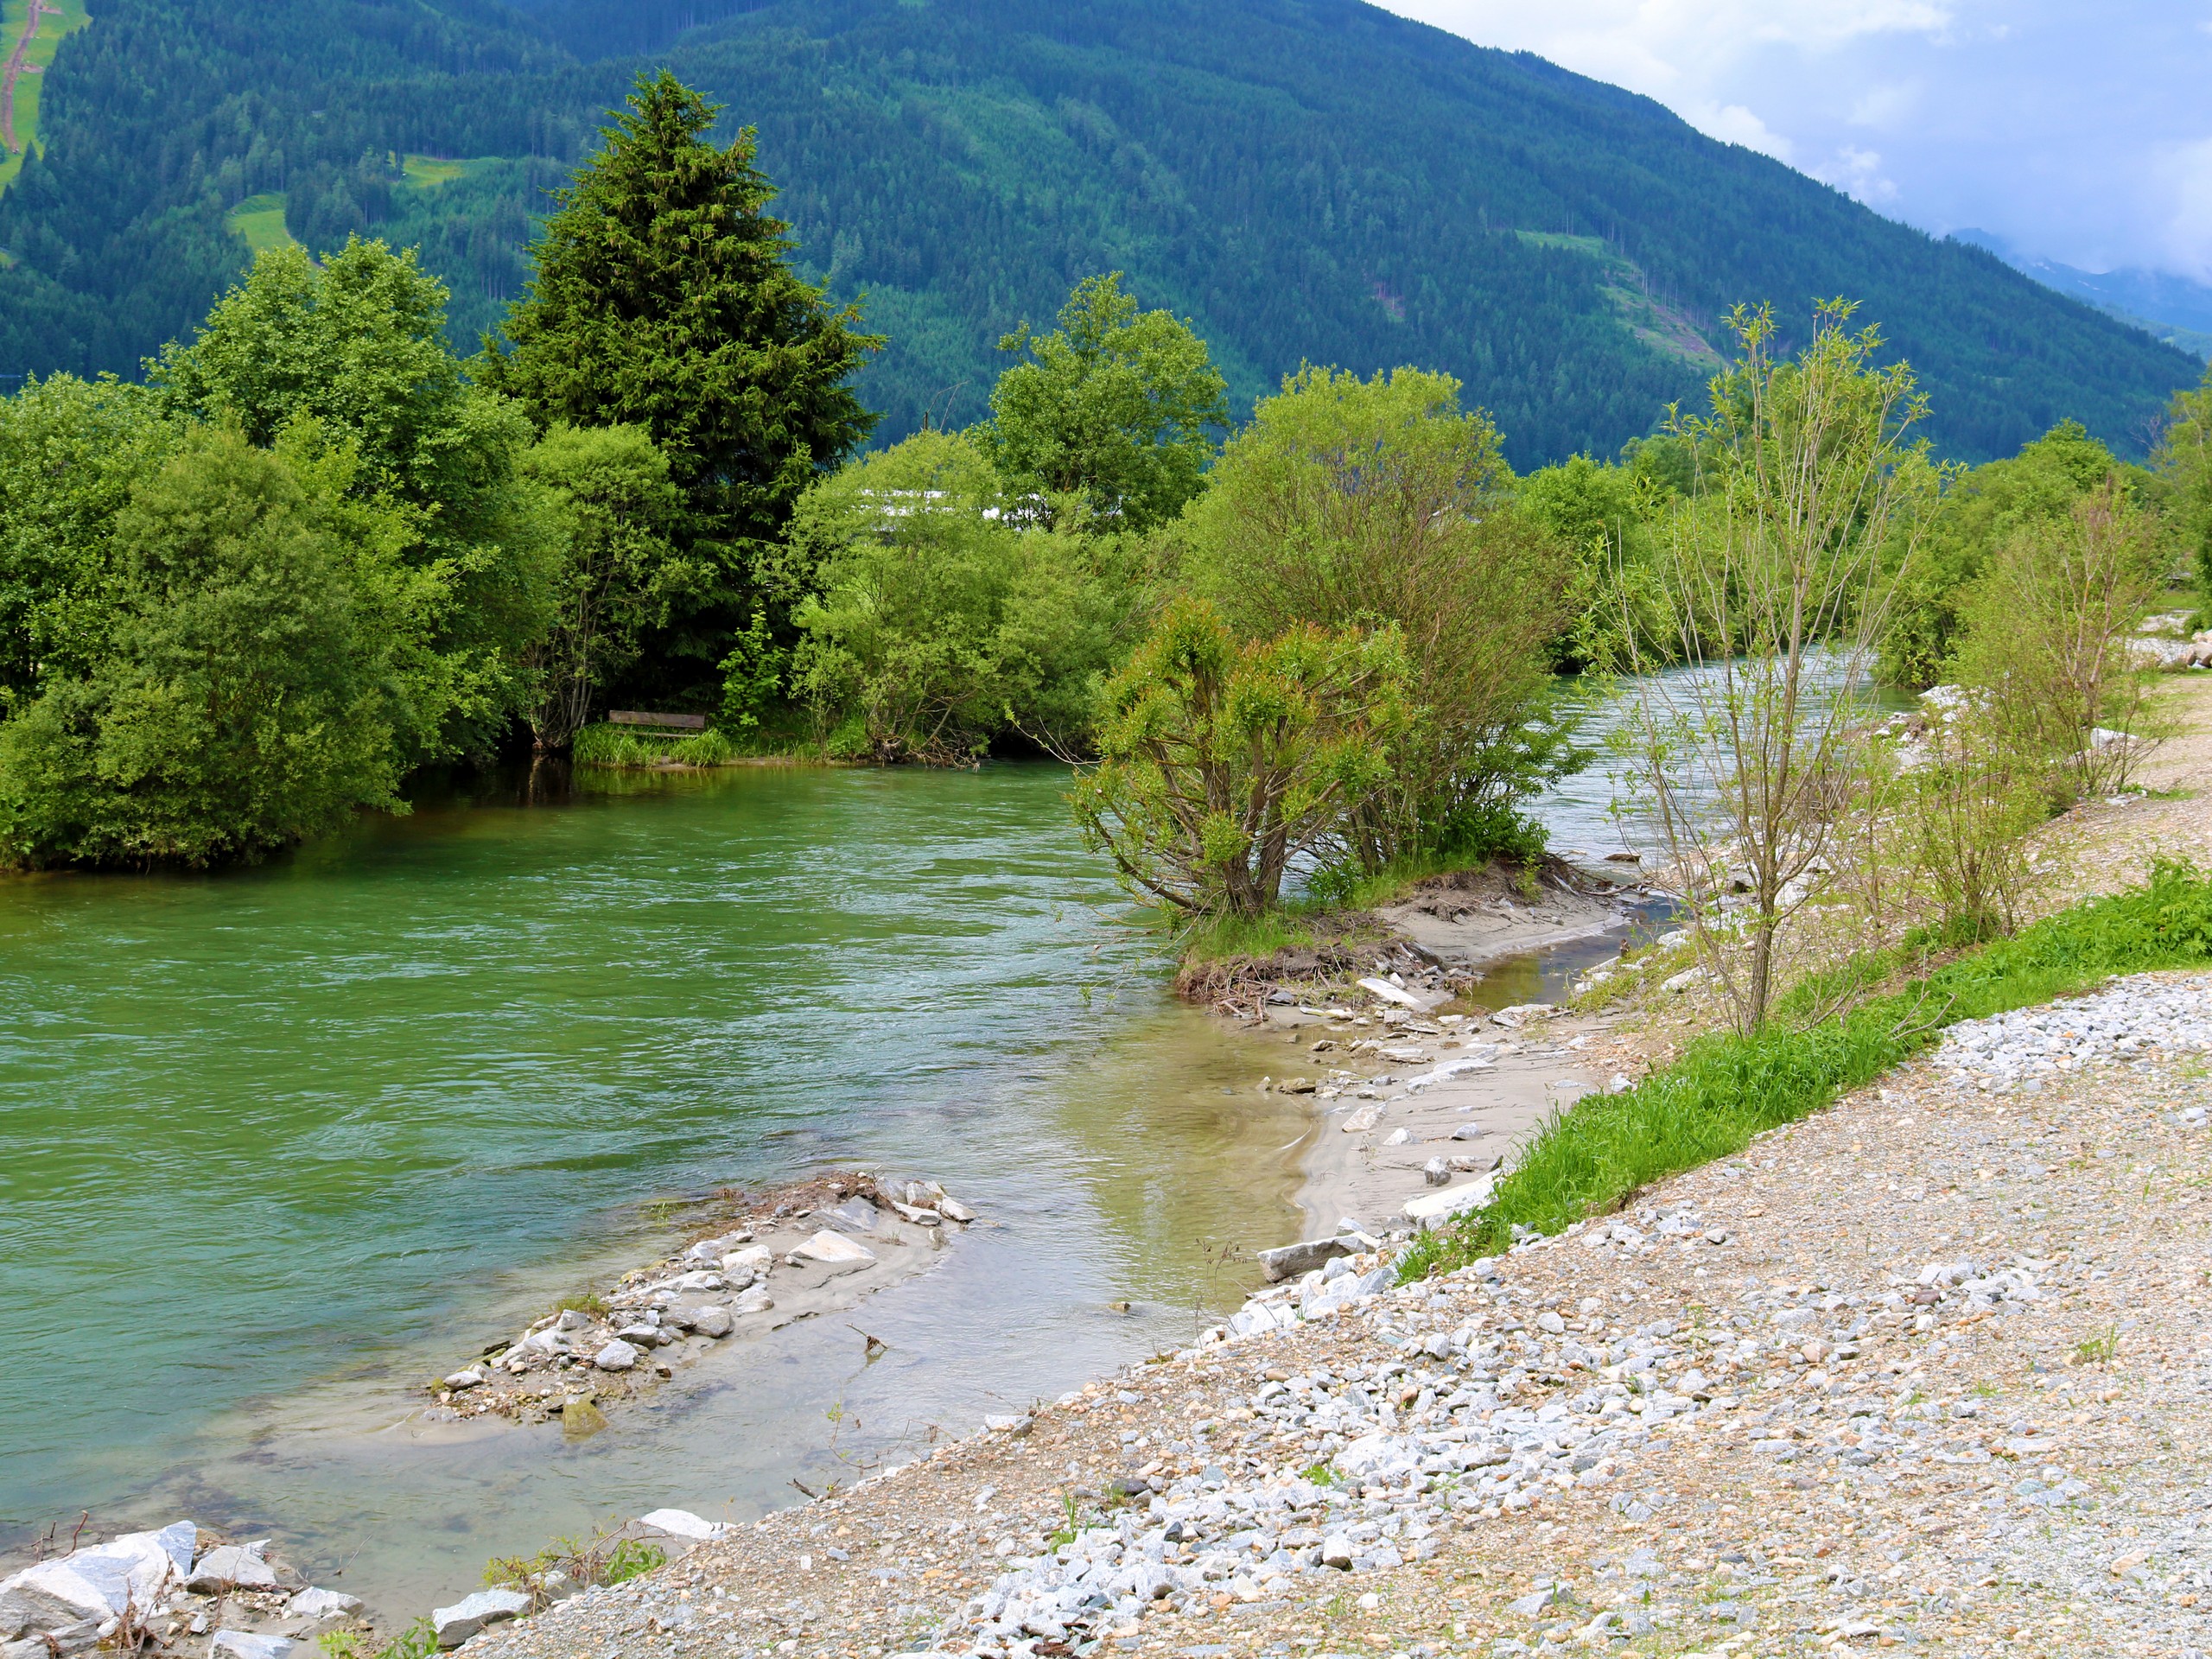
left=1, top=0, right=2200, bottom=467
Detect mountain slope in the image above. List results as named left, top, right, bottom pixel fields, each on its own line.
left=1955, top=228, right=2212, bottom=364
left=0, top=0, right=2200, bottom=467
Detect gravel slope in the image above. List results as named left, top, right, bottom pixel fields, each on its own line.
left=462, top=969, right=2212, bottom=1659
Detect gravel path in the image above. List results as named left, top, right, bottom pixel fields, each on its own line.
left=461, top=969, right=2212, bottom=1659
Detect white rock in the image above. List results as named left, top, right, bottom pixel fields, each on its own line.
left=638, top=1509, right=731, bottom=1541
left=593, top=1339, right=639, bottom=1371
left=1335, top=1433, right=1417, bottom=1483
left=721, top=1244, right=773, bottom=1275
left=211, top=1631, right=296, bottom=1659
left=789, top=1230, right=876, bottom=1268
left=442, top=1369, right=484, bottom=1390
left=186, top=1541, right=277, bottom=1594
left=17, top=1522, right=196, bottom=1641
left=1357, top=976, right=1424, bottom=1008
left=429, top=1588, right=531, bottom=1648
left=938, top=1196, right=976, bottom=1224
left=688, top=1304, right=733, bottom=1338
left=1403, top=1174, right=1497, bottom=1224
left=288, top=1589, right=363, bottom=1621
left=2, top=1522, right=195, bottom=1639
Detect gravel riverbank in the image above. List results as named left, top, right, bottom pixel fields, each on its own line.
left=442, top=969, right=2212, bottom=1659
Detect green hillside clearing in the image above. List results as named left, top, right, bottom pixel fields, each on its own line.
left=0, top=0, right=87, bottom=193
left=224, top=194, right=299, bottom=257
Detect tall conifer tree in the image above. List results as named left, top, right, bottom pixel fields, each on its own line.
left=484, top=71, right=881, bottom=694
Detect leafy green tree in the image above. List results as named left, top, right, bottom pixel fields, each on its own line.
left=1880, top=421, right=2147, bottom=687
left=1183, top=365, right=1576, bottom=871
left=1627, top=301, right=1936, bottom=1033
left=481, top=71, right=883, bottom=695
left=2154, top=363, right=2212, bottom=607
left=1071, top=599, right=1412, bottom=916
left=0, top=375, right=187, bottom=717
left=515, top=425, right=691, bottom=752
left=1951, top=480, right=2163, bottom=800
left=1516, top=451, right=1678, bottom=669
left=152, top=239, right=556, bottom=757
left=984, top=273, right=1228, bottom=531
left=782, top=430, right=1125, bottom=760
left=0, top=429, right=404, bottom=868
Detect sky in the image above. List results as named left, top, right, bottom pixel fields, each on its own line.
left=1375, top=0, right=2212, bottom=282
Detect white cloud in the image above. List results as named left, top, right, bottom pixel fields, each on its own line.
left=1375, top=0, right=2212, bottom=280
left=1816, top=146, right=1901, bottom=206
left=1680, top=100, right=1797, bottom=162
left=2154, top=137, right=2212, bottom=277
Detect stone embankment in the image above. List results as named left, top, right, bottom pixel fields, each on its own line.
left=425, top=1173, right=977, bottom=1427
left=442, top=969, right=2212, bottom=1659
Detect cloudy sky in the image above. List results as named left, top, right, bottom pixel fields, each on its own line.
left=1376, top=0, right=2212, bottom=281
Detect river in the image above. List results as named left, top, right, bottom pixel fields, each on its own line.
left=0, top=698, right=1695, bottom=1613
left=0, top=763, right=1319, bottom=1610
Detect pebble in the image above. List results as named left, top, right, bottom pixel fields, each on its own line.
left=1935, top=976, right=2211, bottom=1091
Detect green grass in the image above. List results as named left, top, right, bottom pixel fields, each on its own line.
left=0, top=0, right=90, bottom=194
left=1402, top=861, right=2212, bottom=1278
left=1178, top=907, right=1323, bottom=965
left=225, top=192, right=299, bottom=257
left=571, top=722, right=747, bottom=769
left=401, top=153, right=476, bottom=188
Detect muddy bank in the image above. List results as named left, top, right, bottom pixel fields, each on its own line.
left=1177, top=856, right=1649, bottom=1019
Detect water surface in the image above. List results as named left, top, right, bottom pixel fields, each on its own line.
left=0, top=763, right=1302, bottom=1606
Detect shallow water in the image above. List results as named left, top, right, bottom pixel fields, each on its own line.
left=0, top=763, right=1306, bottom=1607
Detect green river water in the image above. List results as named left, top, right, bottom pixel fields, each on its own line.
left=0, top=763, right=1314, bottom=1611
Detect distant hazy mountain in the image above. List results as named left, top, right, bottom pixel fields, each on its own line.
left=0, top=0, right=2200, bottom=465
left=1956, top=229, right=2212, bottom=364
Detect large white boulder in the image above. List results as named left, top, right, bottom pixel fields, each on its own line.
left=0, top=1523, right=194, bottom=1641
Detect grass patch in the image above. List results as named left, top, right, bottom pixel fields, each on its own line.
left=318, top=1620, right=437, bottom=1659
left=1178, top=906, right=1321, bottom=966
left=571, top=722, right=745, bottom=768
left=482, top=1530, right=665, bottom=1599
left=1402, top=861, right=2212, bottom=1278
left=225, top=193, right=299, bottom=257
left=571, top=715, right=820, bottom=769
left=402, top=153, right=475, bottom=188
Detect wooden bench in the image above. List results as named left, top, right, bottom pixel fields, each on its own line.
left=609, top=709, right=708, bottom=733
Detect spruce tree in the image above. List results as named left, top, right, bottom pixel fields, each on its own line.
left=483, top=72, right=882, bottom=694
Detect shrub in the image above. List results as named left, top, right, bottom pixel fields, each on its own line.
left=571, top=722, right=742, bottom=768
left=1184, top=365, right=1578, bottom=871
left=1070, top=599, right=1412, bottom=915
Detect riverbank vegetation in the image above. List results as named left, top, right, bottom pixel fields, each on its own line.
left=4, top=70, right=2212, bottom=873
left=1403, top=859, right=2212, bottom=1278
